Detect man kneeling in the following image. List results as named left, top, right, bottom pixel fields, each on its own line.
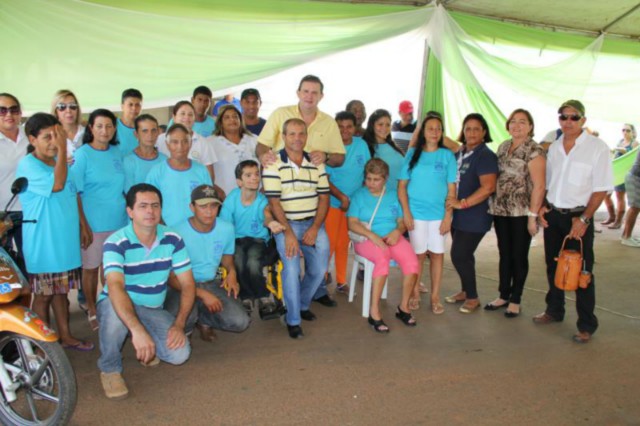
left=165, top=185, right=250, bottom=341
left=98, top=184, right=195, bottom=400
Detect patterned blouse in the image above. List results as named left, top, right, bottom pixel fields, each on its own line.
left=489, top=138, right=545, bottom=217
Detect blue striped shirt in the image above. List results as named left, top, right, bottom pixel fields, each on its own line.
left=100, top=223, right=191, bottom=308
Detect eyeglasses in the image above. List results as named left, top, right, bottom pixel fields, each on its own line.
left=56, top=103, right=78, bottom=112
left=0, top=106, right=21, bottom=116
left=558, top=114, right=582, bottom=121
left=622, top=129, right=631, bottom=133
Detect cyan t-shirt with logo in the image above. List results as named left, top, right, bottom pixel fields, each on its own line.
left=145, top=160, right=212, bottom=227
left=173, top=218, right=235, bottom=282
left=325, top=137, right=370, bottom=208
left=219, top=188, right=269, bottom=241
left=347, top=187, right=403, bottom=237
left=71, top=144, right=127, bottom=232
left=398, top=147, right=457, bottom=221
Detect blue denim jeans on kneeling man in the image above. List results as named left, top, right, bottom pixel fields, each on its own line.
left=274, top=219, right=330, bottom=326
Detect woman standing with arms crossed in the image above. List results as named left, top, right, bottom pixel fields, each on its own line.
left=72, top=109, right=127, bottom=330
left=398, top=113, right=457, bottom=315
left=445, top=113, right=498, bottom=313
left=486, top=109, right=546, bottom=317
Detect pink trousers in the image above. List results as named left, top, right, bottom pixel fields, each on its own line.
left=354, top=236, right=419, bottom=278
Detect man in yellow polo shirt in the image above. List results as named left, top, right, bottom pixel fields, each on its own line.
left=262, top=118, right=331, bottom=338
left=256, top=75, right=345, bottom=169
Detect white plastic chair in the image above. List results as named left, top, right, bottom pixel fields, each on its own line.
left=348, top=253, right=388, bottom=318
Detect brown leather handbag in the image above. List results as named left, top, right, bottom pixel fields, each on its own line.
left=554, top=236, right=591, bottom=291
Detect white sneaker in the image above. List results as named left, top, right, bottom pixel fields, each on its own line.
left=621, top=237, right=640, bottom=248
left=100, top=372, right=129, bottom=400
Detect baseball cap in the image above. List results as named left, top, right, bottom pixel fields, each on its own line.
left=399, top=100, right=414, bottom=114
left=191, top=185, right=222, bottom=206
left=241, top=88, right=261, bottom=101
left=557, top=99, right=585, bottom=116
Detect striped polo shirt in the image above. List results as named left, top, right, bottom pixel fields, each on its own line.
left=100, top=223, right=191, bottom=308
left=262, top=150, right=330, bottom=220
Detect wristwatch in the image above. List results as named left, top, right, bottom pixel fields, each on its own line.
left=579, top=214, right=591, bottom=225
left=527, top=211, right=538, bottom=218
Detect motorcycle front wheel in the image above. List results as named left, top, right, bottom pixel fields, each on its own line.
left=0, top=333, right=77, bottom=426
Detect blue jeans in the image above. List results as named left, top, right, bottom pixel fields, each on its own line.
left=274, top=220, right=330, bottom=326
left=165, top=279, right=250, bottom=333
left=97, top=298, right=191, bottom=373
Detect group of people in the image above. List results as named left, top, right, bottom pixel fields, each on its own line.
left=0, top=73, right=633, bottom=400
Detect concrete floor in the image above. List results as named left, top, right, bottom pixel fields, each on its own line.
left=65, top=214, right=640, bottom=425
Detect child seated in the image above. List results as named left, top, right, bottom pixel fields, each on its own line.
left=219, top=160, right=284, bottom=317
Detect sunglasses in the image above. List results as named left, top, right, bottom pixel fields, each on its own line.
left=56, top=103, right=79, bottom=112
left=558, top=114, right=582, bottom=122
left=622, top=129, right=631, bottom=133
left=0, top=106, right=21, bottom=116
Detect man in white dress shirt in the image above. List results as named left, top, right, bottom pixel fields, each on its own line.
left=534, top=100, right=613, bottom=344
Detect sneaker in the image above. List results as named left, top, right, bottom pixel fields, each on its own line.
left=335, top=283, right=349, bottom=295
left=242, top=299, right=253, bottom=314
left=621, top=237, right=640, bottom=248
left=100, top=372, right=129, bottom=400
left=258, top=296, right=276, bottom=313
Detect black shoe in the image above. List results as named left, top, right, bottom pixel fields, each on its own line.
left=287, top=325, right=304, bottom=339
left=484, top=302, right=508, bottom=311
left=300, top=310, right=317, bottom=321
left=313, top=295, right=337, bottom=307
left=504, top=310, right=520, bottom=318
left=367, top=316, right=389, bottom=333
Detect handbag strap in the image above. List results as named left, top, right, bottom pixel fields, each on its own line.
left=558, top=236, right=584, bottom=256
left=367, top=186, right=386, bottom=227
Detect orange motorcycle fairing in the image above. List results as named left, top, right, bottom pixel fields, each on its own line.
left=0, top=304, right=59, bottom=342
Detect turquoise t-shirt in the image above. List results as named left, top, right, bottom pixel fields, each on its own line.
left=145, top=160, right=212, bottom=227
left=16, top=155, right=81, bottom=273
left=347, top=187, right=403, bottom=237
left=72, top=144, right=127, bottom=232
left=116, top=119, right=138, bottom=158
left=168, top=117, right=216, bottom=138
left=219, top=187, right=269, bottom=241
left=325, top=137, right=370, bottom=208
left=123, top=151, right=167, bottom=192
left=375, top=143, right=405, bottom=190
left=398, top=147, right=457, bottom=221
left=173, top=218, right=235, bottom=283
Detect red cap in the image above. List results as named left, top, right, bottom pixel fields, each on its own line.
left=399, top=100, right=413, bottom=114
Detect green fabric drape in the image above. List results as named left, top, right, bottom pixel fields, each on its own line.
left=422, top=49, right=445, bottom=119
left=614, top=148, right=638, bottom=186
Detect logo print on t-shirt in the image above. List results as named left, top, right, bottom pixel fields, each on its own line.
left=213, top=241, right=223, bottom=256
left=250, top=221, right=260, bottom=233
left=190, top=181, right=200, bottom=191
left=390, top=205, right=399, bottom=216
left=191, top=150, right=201, bottom=160
left=434, top=162, right=444, bottom=174
left=113, top=159, right=124, bottom=173
left=356, top=154, right=365, bottom=166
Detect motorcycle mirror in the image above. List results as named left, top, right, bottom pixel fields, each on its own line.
left=11, top=177, right=28, bottom=195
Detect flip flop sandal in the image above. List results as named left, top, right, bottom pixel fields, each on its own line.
left=431, top=302, right=445, bottom=315
left=61, top=340, right=95, bottom=352
left=87, top=314, right=99, bottom=331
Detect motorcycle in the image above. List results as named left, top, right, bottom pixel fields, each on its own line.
left=0, top=178, right=77, bottom=425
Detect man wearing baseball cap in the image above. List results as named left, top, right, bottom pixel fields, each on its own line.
left=240, top=88, right=267, bottom=136
left=534, top=99, right=613, bottom=343
left=391, top=100, right=416, bottom=152
left=165, top=184, right=250, bottom=342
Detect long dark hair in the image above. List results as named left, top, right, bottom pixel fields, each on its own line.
left=83, top=109, right=118, bottom=145
left=409, top=113, right=444, bottom=171
left=362, top=109, right=403, bottom=158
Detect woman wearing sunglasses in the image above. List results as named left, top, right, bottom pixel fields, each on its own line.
left=50, top=90, right=84, bottom=159
left=601, top=124, right=638, bottom=229
left=0, top=93, right=29, bottom=275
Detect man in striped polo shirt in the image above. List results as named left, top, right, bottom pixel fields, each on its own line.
left=97, top=183, right=196, bottom=400
left=262, top=118, right=331, bottom=339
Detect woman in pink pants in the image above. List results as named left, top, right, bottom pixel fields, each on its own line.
left=347, top=158, right=419, bottom=333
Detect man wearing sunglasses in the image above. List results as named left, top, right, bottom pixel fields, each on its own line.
left=534, top=100, right=613, bottom=344
left=0, top=93, right=29, bottom=274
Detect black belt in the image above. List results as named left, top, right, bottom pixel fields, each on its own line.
left=549, top=203, right=585, bottom=214
left=290, top=216, right=315, bottom=222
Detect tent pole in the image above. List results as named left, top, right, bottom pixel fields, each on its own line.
left=601, top=2, right=640, bottom=33
left=417, top=39, right=430, bottom=120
